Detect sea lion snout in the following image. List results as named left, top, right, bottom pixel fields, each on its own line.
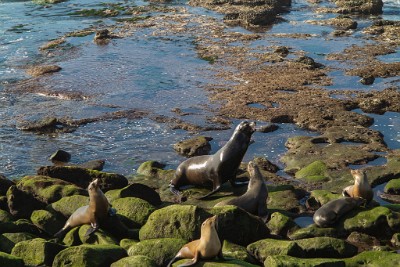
left=238, top=121, right=256, bottom=134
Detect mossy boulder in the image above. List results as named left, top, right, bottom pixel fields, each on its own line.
left=0, top=251, right=24, bottom=267
left=11, top=238, right=66, bottom=266
left=136, top=161, right=175, bottom=181
left=384, top=178, right=400, bottom=194
left=16, top=175, right=87, bottom=204
left=295, top=237, right=357, bottom=258
left=30, top=209, right=65, bottom=236
left=47, top=194, right=89, bottom=217
left=267, top=185, right=303, bottom=214
left=173, top=136, right=212, bottom=157
left=105, top=183, right=161, bottom=206
left=172, top=258, right=259, bottom=266
left=267, top=212, right=299, bottom=237
left=295, top=160, right=328, bottom=182
left=288, top=224, right=338, bottom=240
left=306, top=190, right=342, bottom=209
left=344, top=250, right=400, bottom=266
left=265, top=255, right=345, bottom=267
left=111, top=255, right=157, bottom=267
left=222, top=240, right=258, bottom=264
left=6, top=185, right=46, bottom=219
left=209, top=205, right=269, bottom=246
left=111, top=197, right=156, bottom=227
left=53, top=244, right=127, bottom=267
left=0, top=210, right=14, bottom=223
left=37, top=166, right=128, bottom=192
left=119, top=239, right=138, bottom=251
left=127, top=238, right=187, bottom=266
left=247, top=238, right=302, bottom=263
left=62, top=227, right=81, bottom=246
left=78, top=225, right=119, bottom=245
left=0, top=232, right=38, bottom=253
left=0, top=219, right=43, bottom=236
left=139, top=204, right=201, bottom=241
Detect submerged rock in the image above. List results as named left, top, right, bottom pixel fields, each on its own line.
left=26, top=65, right=61, bottom=77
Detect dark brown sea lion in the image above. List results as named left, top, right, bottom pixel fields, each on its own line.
left=313, top=197, right=366, bottom=227
left=342, top=169, right=373, bottom=203
left=167, top=215, right=223, bottom=267
left=170, top=121, right=256, bottom=199
left=214, top=161, right=268, bottom=221
left=54, top=178, right=110, bottom=237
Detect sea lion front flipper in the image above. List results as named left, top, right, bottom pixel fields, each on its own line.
left=217, top=248, right=225, bottom=260
left=196, top=185, right=221, bottom=200
left=170, top=183, right=182, bottom=196
left=85, top=222, right=99, bottom=237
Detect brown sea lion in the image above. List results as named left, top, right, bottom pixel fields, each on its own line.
left=342, top=169, right=373, bottom=203
left=313, top=197, right=366, bottom=227
left=167, top=215, right=223, bottom=267
left=170, top=121, right=256, bottom=200
left=214, top=161, right=268, bottom=221
left=54, top=178, right=110, bottom=237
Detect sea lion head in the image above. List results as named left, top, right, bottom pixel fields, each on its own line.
left=202, top=215, right=218, bottom=232
left=236, top=121, right=256, bottom=135
left=88, top=178, right=100, bottom=191
left=350, top=169, right=367, bottom=185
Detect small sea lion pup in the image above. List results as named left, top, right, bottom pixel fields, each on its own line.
left=170, top=121, right=256, bottom=200
left=342, top=169, right=373, bottom=203
left=214, top=161, right=268, bottom=221
left=167, top=215, right=223, bottom=267
left=313, top=197, right=366, bottom=227
left=54, top=178, right=110, bottom=237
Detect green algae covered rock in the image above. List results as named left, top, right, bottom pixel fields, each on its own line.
left=265, top=255, right=345, bottom=267
left=222, top=240, right=258, bottom=264
left=11, top=238, right=66, bottom=266
left=295, top=237, right=357, bottom=258
left=173, top=135, right=212, bottom=157
left=62, top=226, right=81, bottom=246
left=111, top=255, right=157, bottom=267
left=345, top=250, right=400, bottom=266
left=384, top=178, right=400, bottom=194
left=267, top=185, right=303, bottom=214
left=17, top=175, right=87, bottom=204
left=267, top=212, right=299, bottom=237
left=53, top=244, right=127, bottom=267
left=0, top=232, right=38, bottom=254
left=295, top=160, right=328, bottom=182
left=139, top=204, right=201, bottom=241
left=172, top=258, right=259, bottom=266
left=307, top=190, right=342, bottom=207
left=0, top=251, right=24, bottom=267
left=78, top=225, right=119, bottom=245
left=120, top=239, right=138, bottom=251
left=112, top=197, right=156, bottom=227
left=30, top=209, right=65, bottom=236
left=0, top=210, right=14, bottom=223
left=128, top=238, right=187, bottom=266
left=288, top=224, right=338, bottom=240
left=47, top=194, right=89, bottom=217
left=136, top=161, right=175, bottom=180
left=105, top=183, right=161, bottom=206
left=247, top=238, right=302, bottom=263
left=210, top=205, right=269, bottom=246
left=0, top=219, right=43, bottom=236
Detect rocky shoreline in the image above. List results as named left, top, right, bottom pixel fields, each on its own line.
left=1, top=0, right=400, bottom=266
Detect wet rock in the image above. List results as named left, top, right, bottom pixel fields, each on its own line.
left=247, top=238, right=302, bottom=262
left=76, top=159, right=105, bottom=171
left=0, top=251, right=24, bottom=267
left=17, top=175, right=87, bottom=204
left=0, top=232, right=38, bottom=254
left=359, top=98, right=388, bottom=114
left=332, top=0, right=383, bottom=15
left=288, top=224, right=338, bottom=240
left=7, top=185, right=46, bottom=219
left=173, top=136, right=212, bottom=157
left=111, top=255, right=157, bottom=267
left=39, top=38, right=66, bottom=51
left=30, top=209, right=65, bottom=236
left=346, top=232, right=381, bottom=252
left=37, top=166, right=128, bottom=192
left=308, top=15, right=357, bottom=30
left=26, top=65, right=61, bottom=77
left=94, top=29, right=119, bottom=45
left=345, top=250, right=400, bottom=266
left=78, top=225, right=119, bottom=245
left=267, top=184, right=304, bottom=214
left=222, top=240, right=258, bottom=264
left=49, top=149, right=71, bottom=163
left=306, top=190, right=341, bottom=210
left=47, top=195, right=88, bottom=218
left=265, top=255, right=345, bottom=266
left=53, top=244, right=127, bottom=267
left=111, top=197, right=156, bottom=228
left=295, top=56, right=324, bottom=69
left=11, top=238, right=66, bottom=266
left=136, top=161, right=174, bottom=181
left=267, top=212, right=299, bottom=237
left=295, top=160, right=328, bottom=182
left=17, top=117, right=77, bottom=134
left=0, top=174, right=14, bottom=196
left=127, top=238, right=187, bottom=266
left=105, top=183, right=161, bottom=206
left=360, top=75, right=375, bottom=85
left=384, top=178, right=400, bottom=195
left=257, top=124, right=279, bottom=133
left=253, top=156, right=279, bottom=173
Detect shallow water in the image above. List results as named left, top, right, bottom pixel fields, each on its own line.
left=0, top=0, right=399, bottom=179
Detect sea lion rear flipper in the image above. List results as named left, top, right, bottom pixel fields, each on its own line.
left=54, top=228, right=67, bottom=238
left=179, top=251, right=200, bottom=267
left=169, top=183, right=182, bottom=196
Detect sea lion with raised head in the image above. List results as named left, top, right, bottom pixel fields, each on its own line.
left=313, top=197, right=366, bottom=227
left=54, top=178, right=110, bottom=237
left=167, top=215, right=223, bottom=267
left=214, top=161, right=268, bottom=221
left=342, top=169, right=373, bottom=203
left=170, top=121, right=256, bottom=200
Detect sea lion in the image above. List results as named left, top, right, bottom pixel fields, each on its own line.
left=342, top=169, right=373, bottom=203
left=170, top=121, right=256, bottom=200
left=313, top=197, right=366, bottom=227
left=54, top=178, right=110, bottom=237
left=167, top=215, right=223, bottom=267
left=214, top=161, right=268, bottom=221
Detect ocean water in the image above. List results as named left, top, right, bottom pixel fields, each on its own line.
left=0, top=0, right=399, bottom=179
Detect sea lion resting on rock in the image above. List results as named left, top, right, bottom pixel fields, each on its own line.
left=313, top=197, right=366, bottom=227
left=214, top=161, right=268, bottom=221
left=54, top=178, right=110, bottom=237
left=170, top=121, right=256, bottom=200
left=167, top=215, right=223, bottom=267
left=342, top=169, right=373, bottom=203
